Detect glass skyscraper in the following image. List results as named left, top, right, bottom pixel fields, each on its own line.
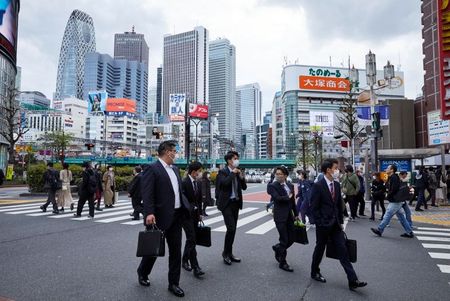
left=114, top=27, right=149, bottom=70
left=54, top=10, right=96, bottom=100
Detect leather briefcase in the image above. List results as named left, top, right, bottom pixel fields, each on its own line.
left=136, top=225, right=165, bottom=257
left=195, top=221, right=211, bottom=247
left=326, top=232, right=357, bottom=263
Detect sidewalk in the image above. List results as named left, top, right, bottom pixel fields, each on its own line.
left=411, top=204, right=450, bottom=227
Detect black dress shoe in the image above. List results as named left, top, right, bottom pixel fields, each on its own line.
left=132, top=217, right=140, bottom=220
left=415, top=208, right=424, bottom=212
left=73, top=214, right=81, bottom=218
left=70, top=203, right=74, bottom=211
left=52, top=210, right=60, bottom=214
left=230, top=255, right=241, bottom=262
left=95, top=207, right=103, bottom=211
left=223, top=256, right=232, bottom=265
left=371, top=228, right=382, bottom=237
left=182, top=261, right=192, bottom=272
left=272, top=245, right=281, bottom=263
left=400, top=232, right=414, bottom=238
left=137, top=269, right=150, bottom=287
left=279, top=262, right=294, bottom=272
left=311, top=272, right=326, bottom=283
left=349, top=280, right=367, bottom=290
left=40, top=205, right=47, bottom=212
left=168, top=284, right=185, bottom=297
left=193, top=267, right=205, bottom=277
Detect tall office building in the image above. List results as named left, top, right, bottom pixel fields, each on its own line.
left=83, top=52, right=148, bottom=115
left=55, top=10, right=96, bottom=100
left=156, top=66, right=163, bottom=115
left=162, top=26, right=209, bottom=116
left=209, top=38, right=237, bottom=152
left=148, top=87, right=157, bottom=113
left=18, top=91, right=51, bottom=108
left=236, top=83, right=262, bottom=159
left=114, top=27, right=149, bottom=69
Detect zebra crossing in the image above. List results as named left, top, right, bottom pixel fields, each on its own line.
left=0, top=200, right=288, bottom=235
left=416, top=226, right=450, bottom=275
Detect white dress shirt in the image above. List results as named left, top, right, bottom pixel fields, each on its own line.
left=228, top=166, right=237, bottom=199
left=324, top=176, right=334, bottom=199
left=159, top=158, right=181, bottom=209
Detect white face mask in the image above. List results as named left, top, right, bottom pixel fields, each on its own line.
left=197, top=172, right=203, bottom=179
left=332, top=169, right=340, bottom=180
left=108, top=168, right=113, bottom=172
left=373, top=176, right=377, bottom=180
left=232, top=159, right=240, bottom=168
left=275, top=175, right=285, bottom=183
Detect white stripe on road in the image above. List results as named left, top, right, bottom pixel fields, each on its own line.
left=422, top=243, right=450, bottom=250
left=429, top=252, right=450, bottom=260
left=95, top=215, right=134, bottom=223
left=414, top=231, right=450, bottom=237
left=204, top=209, right=220, bottom=216
left=245, top=219, right=275, bottom=235
left=27, top=211, right=60, bottom=217
left=202, top=207, right=258, bottom=226
left=437, top=265, right=450, bottom=273
left=213, top=210, right=270, bottom=232
left=5, top=208, right=45, bottom=214
left=48, top=203, right=130, bottom=218
left=416, top=236, right=450, bottom=242
left=418, top=227, right=450, bottom=232
left=0, top=204, right=42, bottom=212
left=72, top=208, right=132, bottom=221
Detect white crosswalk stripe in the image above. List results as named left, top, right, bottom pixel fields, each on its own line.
left=213, top=210, right=270, bottom=232
left=415, top=227, right=450, bottom=276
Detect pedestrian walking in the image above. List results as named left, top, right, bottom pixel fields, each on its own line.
left=103, top=165, right=116, bottom=208
left=181, top=161, right=205, bottom=278
left=370, top=172, right=386, bottom=221
left=73, top=162, right=97, bottom=218
left=200, top=171, right=213, bottom=216
left=128, top=166, right=143, bottom=220
left=370, top=164, right=414, bottom=238
left=427, top=167, right=438, bottom=207
left=356, top=170, right=366, bottom=216
left=341, top=165, right=360, bottom=221
left=57, top=163, right=73, bottom=212
left=94, top=164, right=103, bottom=211
left=415, top=167, right=428, bottom=211
left=296, top=170, right=313, bottom=224
left=399, top=171, right=413, bottom=228
left=268, top=165, right=299, bottom=272
left=137, top=140, right=191, bottom=297
left=40, top=162, right=61, bottom=214
left=265, top=168, right=276, bottom=212
left=310, top=159, right=367, bottom=291
left=216, top=150, right=247, bottom=266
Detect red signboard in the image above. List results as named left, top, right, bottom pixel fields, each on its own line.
left=438, top=0, right=450, bottom=120
left=189, top=104, right=209, bottom=119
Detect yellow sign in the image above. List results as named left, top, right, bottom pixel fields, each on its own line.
left=6, top=164, right=14, bottom=180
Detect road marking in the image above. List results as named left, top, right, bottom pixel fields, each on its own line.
left=0, top=203, right=42, bottom=211
left=246, top=219, right=275, bottom=235
left=72, top=208, right=132, bottom=221
left=422, top=243, right=450, bottom=250
left=5, top=208, right=45, bottom=214
left=418, top=227, right=450, bottom=232
left=213, top=210, right=270, bottom=232
left=204, top=209, right=220, bottom=216
left=202, top=207, right=258, bottom=226
left=429, top=252, right=450, bottom=260
left=122, top=219, right=144, bottom=225
left=414, top=231, right=450, bottom=237
left=95, top=215, right=135, bottom=223
left=48, top=203, right=130, bottom=218
left=437, top=265, right=450, bottom=273
left=416, top=236, right=450, bottom=242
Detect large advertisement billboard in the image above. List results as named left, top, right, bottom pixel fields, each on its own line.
left=105, top=98, right=136, bottom=116
left=189, top=104, right=208, bottom=119
left=88, top=91, right=108, bottom=114
left=427, top=110, right=450, bottom=146
left=309, top=111, right=334, bottom=137
left=169, top=93, right=186, bottom=122
left=0, top=0, right=19, bottom=63
left=437, top=0, right=450, bottom=120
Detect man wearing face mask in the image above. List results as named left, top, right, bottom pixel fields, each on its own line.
left=216, top=151, right=248, bottom=265
left=310, top=159, right=367, bottom=291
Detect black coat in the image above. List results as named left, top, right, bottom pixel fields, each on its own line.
left=310, top=178, right=344, bottom=227
left=267, top=181, right=298, bottom=223
left=387, top=173, right=401, bottom=202
left=128, top=173, right=142, bottom=202
left=216, top=167, right=247, bottom=211
left=182, top=176, right=202, bottom=218
left=141, top=160, right=191, bottom=230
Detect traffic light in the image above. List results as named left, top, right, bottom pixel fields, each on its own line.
left=372, top=112, right=381, bottom=131
left=85, top=143, right=95, bottom=150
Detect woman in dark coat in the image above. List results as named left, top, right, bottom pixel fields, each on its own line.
left=200, top=171, right=213, bottom=216
left=370, top=172, right=386, bottom=221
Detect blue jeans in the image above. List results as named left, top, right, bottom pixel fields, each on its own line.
left=415, top=188, right=426, bottom=210
left=402, top=202, right=413, bottom=227
left=378, top=202, right=413, bottom=234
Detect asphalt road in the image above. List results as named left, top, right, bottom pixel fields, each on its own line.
left=0, top=184, right=449, bottom=301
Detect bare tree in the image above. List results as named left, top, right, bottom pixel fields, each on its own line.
left=43, top=131, right=74, bottom=164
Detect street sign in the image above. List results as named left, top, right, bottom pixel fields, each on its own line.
left=380, top=159, right=412, bottom=172
left=427, top=110, right=450, bottom=146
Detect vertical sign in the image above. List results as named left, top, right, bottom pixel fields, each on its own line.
left=437, top=0, right=450, bottom=120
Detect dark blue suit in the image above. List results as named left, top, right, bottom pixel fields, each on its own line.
left=310, top=178, right=357, bottom=282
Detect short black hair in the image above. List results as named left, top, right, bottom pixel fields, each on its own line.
left=321, top=159, right=339, bottom=174
left=47, top=162, right=53, bottom=167
left=297, top=170, right=307, bottom=179
left=135, top=166, right=142, bottom=173
left=224, top=151, right=239, bottom=162
left=345, top=165, right=354, bottom=173
left=82, top=161, right=91, bottom=168
left=106, top=165, right=112, bottom=169
left=389, top=164, right=398, bottom=173
left=428, top=166, right=434, bottom=172
left=274, top=165, right=289, bottom=176
left=158, top=140, right=177, bottom=156
left=399, top=171, right=407, bottom=176
left=188, top=161, right=203, bottom=174
left=63, top=163, right=69, bottom=169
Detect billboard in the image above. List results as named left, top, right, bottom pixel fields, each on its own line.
left=0, top=0, right=19, bottom=64
left=437, top=0, right=450, bottom=120
left=169, top=93, right=186, bottom=122
left=189, top=104, right=208, bottom=119
left=356, top=105, right=389, bottom=126
left=300, top=75, right=350, bottom=93
left=309, top=111, right=334, bottom=137
left=427, top=110, right=450, bottom=146
left=88, top=91, right=108, bottom=114
left=106, top=98, right=136, bottom=114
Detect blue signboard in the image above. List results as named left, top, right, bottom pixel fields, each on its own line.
left=380, top=159, right=412, bottom=172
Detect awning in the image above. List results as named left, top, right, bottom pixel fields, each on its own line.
left=378, top=148, right=442, bottom=159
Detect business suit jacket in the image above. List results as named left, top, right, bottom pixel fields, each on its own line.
left=216, top=167, right=247, bottom=211
left=267, top=181, right=298, bottom=223
left=182, top=176, right=202, bottom=219
left=310, top=178, right=344, bottom=227
left=141, top=160, right=191, bottom=230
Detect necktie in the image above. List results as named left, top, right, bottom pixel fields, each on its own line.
left=193, top=180, right=198, bottom=194
left=330, top=182, right=335, bottom=202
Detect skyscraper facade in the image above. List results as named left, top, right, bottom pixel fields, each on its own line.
left=162, top=26, right=209, bottom=116
left=236, top=83, right=262, bottom=159
left=114, top=27, right=149, bottom=69
left=156, top=66, right=162, bottom=115
left=83, top=52, right=148, bottom=115
left=55, top=10, right=96, bottom=100
left=209, top=38, right=237, bottom=152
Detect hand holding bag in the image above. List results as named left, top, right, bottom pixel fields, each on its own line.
left=136, top=225, right=165, bottom=257
left=195, top=221, right=212, bottom=247
left=326, top=231, right=357, bottom=263
left=293, top=220, right=309, bottom=245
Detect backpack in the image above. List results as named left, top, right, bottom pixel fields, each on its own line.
left=47, top=170, right=62, bottom=191
left=427, top=172, right=438, bottom=190
left=87, top=171, right=98, bottom=194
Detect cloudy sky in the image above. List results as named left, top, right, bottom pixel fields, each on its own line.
left=17, top=0, right=422, bottom=113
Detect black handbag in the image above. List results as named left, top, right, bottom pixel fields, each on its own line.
left=326, top=232, right=357, bottom=263
left=136, top=225, right=165, bottom=257
left=195, top=221, right=211, bottom=247
left=293, top=221, right=309, bottom=245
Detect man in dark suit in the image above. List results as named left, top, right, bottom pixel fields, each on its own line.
left=137, top=140, right=192, bottom=298
left=310, top=158, right=367, bottom=291
left=181, top=161, right=205, bottom=278
left=216, top=151, right=247, bottom=265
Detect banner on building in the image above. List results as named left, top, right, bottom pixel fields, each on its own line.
left=356, top=106, right=389, bottom=126
left=106, top=98, right=136, bottom=114
left=427, top=110, right=450, bottom=146
left=437, top=0, right=450, bottom=120
left=309, top=111, right=334, bottom=137
left=88, top=91, right=108, bottom=114
left=169, top=94, right=186, bottom=122
left=189, top=104, right=208, bottom=119
left=299, top=75, right=350, bottom=93
left=380, top=159, right=412, bottom=172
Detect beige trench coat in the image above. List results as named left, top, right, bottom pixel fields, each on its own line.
left=57, top=169, right=73, bottom=207
left=103, top=171, right=116, bottom=205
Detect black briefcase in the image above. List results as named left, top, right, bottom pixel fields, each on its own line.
left=195, top=221, right=211, bottom=247
left=293, top=221, right=309, bottom=245
left=326, top=232, right=357, bottom=263
left=136, top=225, right=165, bottom=257
left=206, top=198, right=216, bottom=207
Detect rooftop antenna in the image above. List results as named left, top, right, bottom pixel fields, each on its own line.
left=132, top=25, right=135, bottom=33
